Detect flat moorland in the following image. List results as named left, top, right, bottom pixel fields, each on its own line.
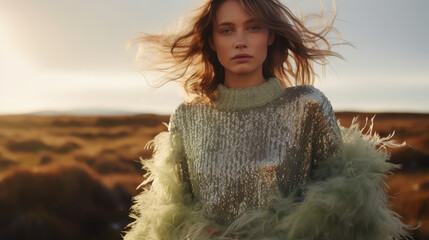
left=0, top=112, right=427, bottom=239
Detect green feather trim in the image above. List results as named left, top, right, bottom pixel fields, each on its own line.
left=122, top=118, right=417, bottom=240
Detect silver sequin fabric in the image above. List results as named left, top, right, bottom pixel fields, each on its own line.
left=169, top=80, right=342, bottom=225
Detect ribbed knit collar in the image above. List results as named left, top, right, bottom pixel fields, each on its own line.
left=214, top=77, right=284, bottom=110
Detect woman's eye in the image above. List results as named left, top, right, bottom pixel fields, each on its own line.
left=249, top=25, right=260, bottom=31
left=220, top=29, right=231, bottom=34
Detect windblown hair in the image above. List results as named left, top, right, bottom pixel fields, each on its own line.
left=128, top=0, right=343, bottom=103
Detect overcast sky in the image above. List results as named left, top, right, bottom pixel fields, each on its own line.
left=0, top=0, right=428, bottom=115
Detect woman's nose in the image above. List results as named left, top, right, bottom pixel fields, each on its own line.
left=235, top=41, right=247, bottom=49
left=234, top=31, right=247, bottom=49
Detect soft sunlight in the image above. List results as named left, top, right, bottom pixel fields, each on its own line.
left=0, top=19, right=47, bottom=114
left=0, top=0, right=427, bottom=115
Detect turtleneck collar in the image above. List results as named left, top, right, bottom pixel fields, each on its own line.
left=214, top=77, right=285, bottom=110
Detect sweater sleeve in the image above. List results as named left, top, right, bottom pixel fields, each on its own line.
left=309, top=90, right=342, bottom=181
left=214, top=118, right=415, bottom=240
left=275, top=119, right=416, bottom=240
left=168, top=112, right=193, bottom=198
left=275, top=90, right=415, bottom=239
left=122, top=111, right=196, bottom=240
left=212, top=88, right=415, bottom=239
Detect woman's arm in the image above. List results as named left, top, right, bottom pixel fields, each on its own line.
left=309, top=90, right=343, bottom=181
left=278, top=89, right=415, bottom=239
left=122, top=111, right=195, bottom=240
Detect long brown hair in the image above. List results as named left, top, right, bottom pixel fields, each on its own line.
left=128, top=0, right=343, bottom=104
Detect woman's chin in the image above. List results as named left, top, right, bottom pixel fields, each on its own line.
left=226, top=67, right=260, bottom=76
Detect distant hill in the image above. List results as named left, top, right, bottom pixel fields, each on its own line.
left=10, top=108, right=145, bottom=116
left=2, top=108, right=427, bottom=117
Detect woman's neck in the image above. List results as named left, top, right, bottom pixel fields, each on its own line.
left=215, top=77, right=285, bottom=110
left=224, top=71, right=266, bottom=89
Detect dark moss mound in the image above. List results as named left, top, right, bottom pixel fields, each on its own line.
left=0, top=165, right=132, bottom=240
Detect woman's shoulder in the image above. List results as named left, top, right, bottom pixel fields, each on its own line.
left=169, top=101, right=203, bottom=130
left=171, top=101, right=201, bottom=117
left=170, top=102, right=187, bottom=124
left=283, top=85, right=335, bottom=114
left=285, top=85, right=329, bottom=103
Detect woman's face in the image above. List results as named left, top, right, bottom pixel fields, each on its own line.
left=210, top=0, right=274, bottom=77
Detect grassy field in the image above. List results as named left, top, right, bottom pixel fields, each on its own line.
left=0, top=112, right=427, bottom=239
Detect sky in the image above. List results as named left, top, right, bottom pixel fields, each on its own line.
left=0, top=0, right=428, bottom=115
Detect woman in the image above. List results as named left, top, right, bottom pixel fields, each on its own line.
left=123, top=0, right=415, bottom=239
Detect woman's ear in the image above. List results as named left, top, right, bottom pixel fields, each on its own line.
left=209, top=36, right=216, bottom=51
left=268, top=32, right=275, bottom=46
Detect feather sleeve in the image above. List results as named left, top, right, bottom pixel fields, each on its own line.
left=273, top=91, right=416, bottom=239
left=278, top=117, right=416, bottom=240
left=212, top=92, right=417, bottom=239
left=212, top=120, right=416, bottom=240
left=122, top=111, right=206, bottom=240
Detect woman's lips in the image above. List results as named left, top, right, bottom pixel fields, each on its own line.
left=232, top=55, right=252, bottom=62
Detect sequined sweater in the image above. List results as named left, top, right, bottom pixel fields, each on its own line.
left=169, top=77, right=342, bottom=225
left=124, top=77, right=414, bottom=240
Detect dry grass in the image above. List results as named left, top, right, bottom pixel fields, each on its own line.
left=0, top=112, right=427, bottom=239
left=0, top=114, right=168, bottom=240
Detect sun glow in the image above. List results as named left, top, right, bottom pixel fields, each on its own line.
left=0, top=20, right=46, bottom=115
